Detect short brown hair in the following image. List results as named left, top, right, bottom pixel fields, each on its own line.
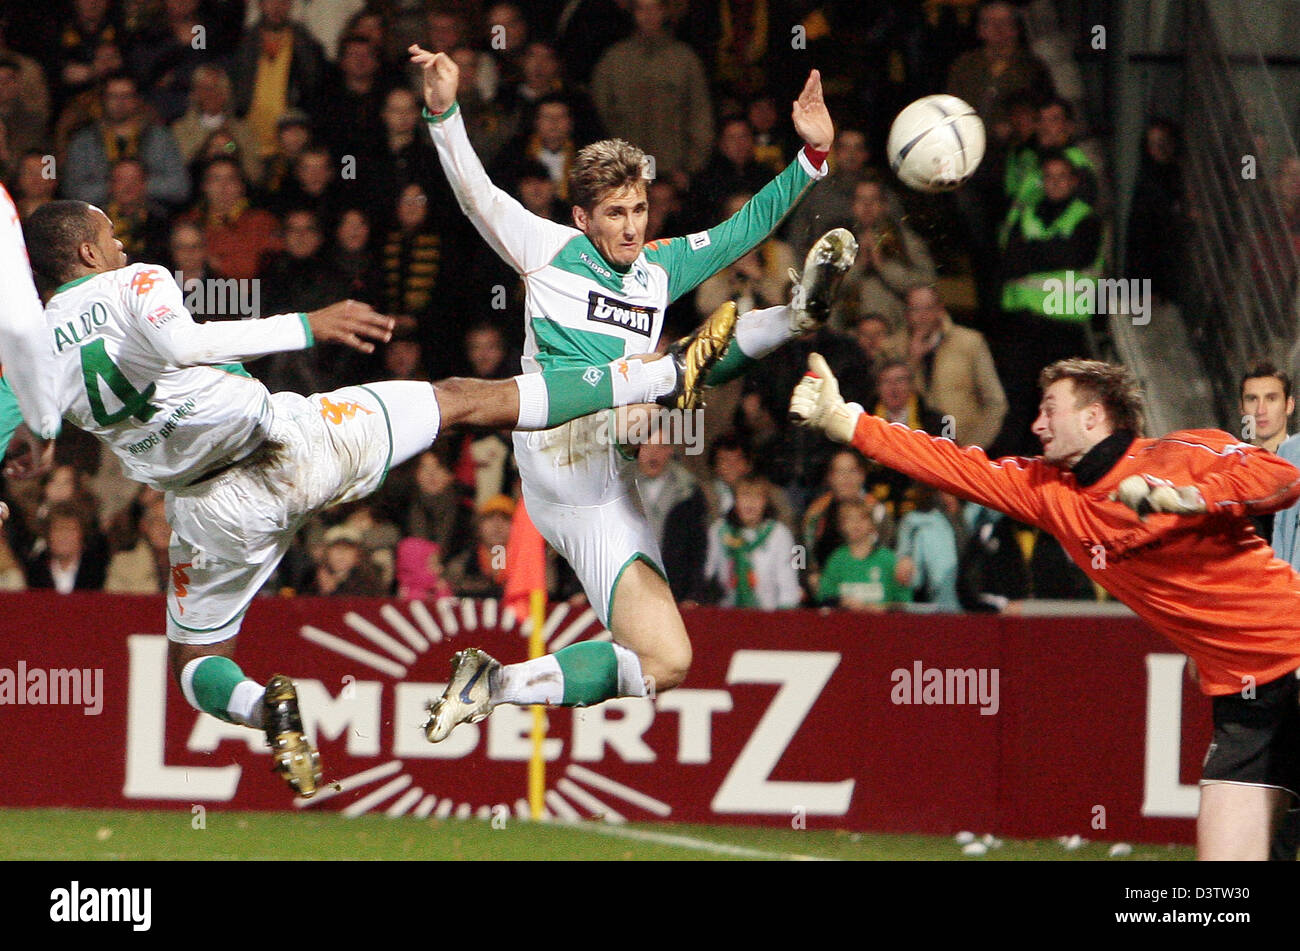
left=1039, top=358, right=1145, bottom=435
left=1240, top=360, right=1292, bottom=401
left=569, top=138, right=648, bottom=210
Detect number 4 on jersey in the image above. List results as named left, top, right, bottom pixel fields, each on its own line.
left=81, top=338, right=160, bottom=425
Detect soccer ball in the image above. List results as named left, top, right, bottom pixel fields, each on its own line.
left=886, top=95, right=986, bottom=193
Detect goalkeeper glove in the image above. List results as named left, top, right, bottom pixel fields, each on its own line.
left=788, top=352, right=863, bottom=444
left=1113, top=474, right=1206, bottom=518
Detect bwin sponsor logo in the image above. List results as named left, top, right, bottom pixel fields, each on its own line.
left=586, top=291, right=654, bottom=336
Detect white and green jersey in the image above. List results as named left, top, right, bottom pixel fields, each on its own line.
left=44, top=264, right=313, bottom=491
left=426, top=103, right=826, bottom=372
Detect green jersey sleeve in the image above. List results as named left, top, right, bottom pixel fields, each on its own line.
left=646, top=153, right=824, bottom=302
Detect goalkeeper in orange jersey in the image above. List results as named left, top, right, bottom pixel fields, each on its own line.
left=791, top=351, right=1300, bottom=860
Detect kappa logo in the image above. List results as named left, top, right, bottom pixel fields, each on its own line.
left=586, top=291, right=655, bottom=337
left=171, top=563, right=191, bottom=613
left=320, top=397, right=375, bottom=425
left=582, top=366, right=604, bottom=386
left=130, top=269, right=161, bottom=296
left=616, top=360, right=629, bottom=380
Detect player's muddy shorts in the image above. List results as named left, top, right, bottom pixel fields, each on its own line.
left=165, top=382, right=438, bottom=644
left=514, top=411, right=666, bottom=627
left=1201, top=668, right=1300, bottom=800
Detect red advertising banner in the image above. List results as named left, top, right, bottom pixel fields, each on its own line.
left=0, top=592, right=1209, bottom=843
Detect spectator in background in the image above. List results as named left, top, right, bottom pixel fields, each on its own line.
left=834, top=174, right=936, bottom=331
left=170, top=64, right=262, bottom=185
left=636, top=429, right=710, bottom=603
left=483, top=3, right=530, bottom=90
left=500, top=38, right=606, bottom=147
left=254, top=0, right=367, bottom=62
left=1239, top=361, right=1294, bottom=543
left=687, top=118, right=773, bottom=231
left=463, top=322, right=515, bottom=380
left=996, top=153, right=1102, bottom=455
left=0, top=18, right=50, bottom=131
left=329, top=207, right=385, bottom=308
left=695, top=193, right=796, bottom=318
left=50, top=0, right=125, bottom=110
left=181, top=155, right=281, bottom=280
left=818, top=497, right=911, bottom=611
left=591, top=0, right=714, bottom=187
left=165, top=220, right=225, bottom=320
left=444, top=494, right=514, bottom=598
left=104, top=497, right=170, bottom=594
left=25, top=502, right=108, bottom=594
left=231, top=0, right=329, bottom=160
left=64, top=73, right=191, bottom=208
left=258, top=110, right=313, bottom=202
left=946, top=0, right=1054, bottom=134
left=1005, top=97, right=1100, bottom=212
left=802, top=447, right=892, bottom=593
left=747, top=95, right=797, bottom=175
left=381, top=182, right=444, bottom=341
left=905, top=285, right=1007, bottom=450
left=321, top=34, right=391, bottom=163
left=555, top=0, right=634, bottom=87
left=356, top=85, right=443, bottom=230
left=705, top=475, right=801, bottom=610
left=645, top=178, right=686, bottom=242
left=785, top=127, right=872, bottom=255
left=270, top=143, right=347, bottom=231
left=254, top=207, right=358, bottom=394
left=0, top=58, right=45, bottom=176
left=127, top=0, right=224, bottom=124
left=449, top=46, right=516, bottom=168
left=104, top=158, right=170, bottom=264
left=511, top=158, right=568, bottom=222
left=395, top=537, right=453, bottom=601
left=304, top=524, right=388, bottom=597
left=10, top=150, right=59, bottom=220
left=848, top=311, right=903, bottom=386
left=493, top=95, right=580, bottom=203
left=389, top=446, right=473, bottom=559
left=894, top=487, right=963, bottom=610
left=1126, top=117, right=1186, bottom=306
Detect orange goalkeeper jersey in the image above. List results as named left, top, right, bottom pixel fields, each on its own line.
left=850, top=415, right=1300, bottom=695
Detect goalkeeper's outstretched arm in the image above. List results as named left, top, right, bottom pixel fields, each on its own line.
left=789, top=352, right=1051, bottom=527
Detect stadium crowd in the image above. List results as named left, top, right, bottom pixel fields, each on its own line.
left=0, top=0, right=1123, bottom=614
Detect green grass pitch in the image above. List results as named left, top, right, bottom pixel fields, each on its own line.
left=0, top=808, right=1193, bottom=861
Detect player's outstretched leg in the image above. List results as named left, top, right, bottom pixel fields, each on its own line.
left=657, top=300, right=739, bottom=410
left=434, top=317, right=737, bottom=433
left=262, top=674, right=323, bottom=798
left=425, top=641, right=648, bottom=743
left=702, top=227, right=858, bottom=387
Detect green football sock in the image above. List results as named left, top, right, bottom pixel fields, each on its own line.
left=703, top=339, right=754, bottom=386
left=182, top=655, right=264, bottom=727
left=520, top=358, right=677, bottom=429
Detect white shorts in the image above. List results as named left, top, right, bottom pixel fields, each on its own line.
left=166, top=382, right=438, bottom=645
left=513, top=412, right=665, bottom=627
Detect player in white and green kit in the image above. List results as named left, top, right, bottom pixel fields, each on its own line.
left=410, top=45, right=858, bottom=740
left=0, top=197, right=725, bottom=797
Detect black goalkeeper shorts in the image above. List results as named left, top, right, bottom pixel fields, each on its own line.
left=1201, top=669, right=1300, bottom=799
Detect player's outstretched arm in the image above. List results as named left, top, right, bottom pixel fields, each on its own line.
left=304, top=300, right=394, bottom=354
left=1114, top=442, right=1300, bottom=519
left=409, top=44, right=574, bottom=275
left=790, top=353, right=1049, bottom=527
